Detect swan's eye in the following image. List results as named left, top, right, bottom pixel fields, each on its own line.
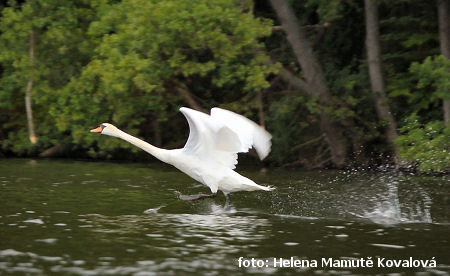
left=101, top=124, right=107, bottom=130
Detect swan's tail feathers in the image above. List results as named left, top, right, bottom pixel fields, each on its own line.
left=260, top=185, right=275, bottom=191
left=224, top=173, right=275, bottom=192
left=244, top=182, right=275, bottom=192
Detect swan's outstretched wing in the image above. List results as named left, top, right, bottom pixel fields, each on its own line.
left=211, top=107, right=272, bottom=160
left=180, top=107, right=241, bottom=169
left=180, top=107, right=272, bottom=169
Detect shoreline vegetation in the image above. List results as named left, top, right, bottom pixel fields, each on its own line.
left=0, top=0, right=448, bottom=173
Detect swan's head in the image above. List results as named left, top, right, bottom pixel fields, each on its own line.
left=90, top=123, right=120, bottom=138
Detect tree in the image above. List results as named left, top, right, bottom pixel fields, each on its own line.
left=364, top=0, right=400, bottom=165
left=24, top=30, right=37, bottom=144
left=269, top=0, right=347, bottom=167
left=51, top=0, right=277, bottom=158
left=438, top=0, right=450, bottom=125
left=0, top=0, right=98, bottom=155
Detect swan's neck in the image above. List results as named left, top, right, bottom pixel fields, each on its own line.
left=116, top=129, right=170, bottom=163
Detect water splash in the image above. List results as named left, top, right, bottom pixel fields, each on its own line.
left=360, top=178, right=432, bottom=225
left=265, top=170, right=437, bottom=225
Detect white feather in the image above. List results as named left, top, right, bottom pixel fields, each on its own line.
left=210, top=107, right=272, bottom=159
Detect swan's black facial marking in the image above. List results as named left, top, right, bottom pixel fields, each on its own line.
left=101, top=124, right=107, bottom=130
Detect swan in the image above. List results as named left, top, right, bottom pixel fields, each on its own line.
left=90, top=107, right=274, bottom=207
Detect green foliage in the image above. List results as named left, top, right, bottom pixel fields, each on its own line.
left=380, top=0, right=439, bottom=121
left=408, top=55, right=450, bottom=110
left=0, top=0, right=276, bottom=158
left=56, top=0, right=276, bottom=157
left=394, top=56, right=449, bottom=172
left=266, top=94, right=317, bottom=165
left=396, top=115, right=450, bottom=172
left=0, top=0, right=97, bottom=154
left=305, top=0, right=357, bottom=23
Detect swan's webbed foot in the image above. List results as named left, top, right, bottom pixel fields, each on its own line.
left=179, top=193, right=217, bottom=201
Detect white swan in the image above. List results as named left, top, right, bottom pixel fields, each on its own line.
left=90, top=107, right=274, bottom=207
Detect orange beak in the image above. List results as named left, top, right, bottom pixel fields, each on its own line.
left=90, top=126, right=103, bottom=133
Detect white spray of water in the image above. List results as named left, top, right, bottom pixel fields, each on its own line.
left=362, top=179, right=432, bottom=225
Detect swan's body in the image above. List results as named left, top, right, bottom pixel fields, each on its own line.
left=90, top=107, right=274, bottom=203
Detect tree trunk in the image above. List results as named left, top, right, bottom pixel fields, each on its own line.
left=39, top=144, right=67, bottom=157
left=269, top=0, right=347, bottom=167
left=25, top=31, right=37, bottom=144
left=438, top=0, right=450, bottom=125
left=364, top=0, right=400, bottom=165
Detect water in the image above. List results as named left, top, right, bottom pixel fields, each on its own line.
left=0, top=159, right=449, bottom=275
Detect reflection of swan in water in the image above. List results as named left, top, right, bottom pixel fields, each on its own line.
left=82, top=212, right=271, bottom=273
left=84, top=212, right=271, bottom=254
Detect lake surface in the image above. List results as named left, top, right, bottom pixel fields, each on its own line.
left=0, top=158, right=449, bottom=275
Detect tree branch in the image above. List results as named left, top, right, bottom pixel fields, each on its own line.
left=176, top=87, right=207, bottom=113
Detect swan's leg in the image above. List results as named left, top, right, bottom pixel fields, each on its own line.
left=224, top=193, right=231, bottom=210
left=179, top=193, right=217, bottom=201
